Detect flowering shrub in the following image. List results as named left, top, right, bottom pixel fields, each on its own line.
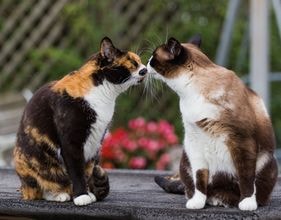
left=101, top=117, right=178, bottom=170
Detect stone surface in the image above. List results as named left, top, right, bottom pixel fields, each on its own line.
left=0, top=168, right=280, bottom=220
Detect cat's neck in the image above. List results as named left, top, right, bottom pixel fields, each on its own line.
left=85, top=81, right=124, bottom=107
left=165, top=72, right=195, bottom=99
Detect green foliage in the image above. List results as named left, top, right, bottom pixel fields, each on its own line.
left=26, top=0, right=281, bottom=145
left=29, top=48, right=83, bottom=80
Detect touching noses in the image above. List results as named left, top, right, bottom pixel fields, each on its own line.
left=139, top=68, right=147, bottom=76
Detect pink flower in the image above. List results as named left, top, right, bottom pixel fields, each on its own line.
left=128, top=117, right=146, bottom=130
left=138, top=137, right=149, bottom=148
left=107, top=128, right=128, bottom=146
left=146, top=140, right=160, bottom=153
left=157, top=140, right=166, bottom=149
left=129, top=157, right=147, bottom=169
left=115, top=149, right=126, bottom=162
left=122, top=139, right=137, bottom=152
left=158, top=120, right=174, bottom=135
left=146, top=122, right=158, bottom=133
left=165, top=133, right=178, bottom=145
left=101, top=117, right=179, bottom=170
left=156, top=153, right=170, bottom=170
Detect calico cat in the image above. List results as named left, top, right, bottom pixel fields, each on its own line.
left=14, top=37, right=147, bottom=206
left=147, top=36, right=278, bottom=211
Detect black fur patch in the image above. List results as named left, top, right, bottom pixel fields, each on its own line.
left=92, top=66, right=131, bottom=86
left=150, top=47, right=189, bottom=77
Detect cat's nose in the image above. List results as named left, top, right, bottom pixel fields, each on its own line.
left=139, top=68, right=147, bottom=76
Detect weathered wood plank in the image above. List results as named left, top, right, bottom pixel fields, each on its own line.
left=0, top=169, right=280, bottom=219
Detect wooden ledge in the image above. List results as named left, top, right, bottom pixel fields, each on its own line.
left=0, top=168, right=280, bottom=220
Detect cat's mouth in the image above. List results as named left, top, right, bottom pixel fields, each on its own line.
left=137, top=77, right=145, bottom=83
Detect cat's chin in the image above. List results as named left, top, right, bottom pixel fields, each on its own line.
left=137, top=77, right=145, bottom=84
left=147, top=64, right=164, bottom=81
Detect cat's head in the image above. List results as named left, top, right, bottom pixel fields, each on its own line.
left=92, top=37, right=147, bottom=88
left=147, top=35, right=213, bottom=82
left=52, top=37, right=146, bottom=98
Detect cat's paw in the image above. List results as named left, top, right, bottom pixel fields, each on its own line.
left=43, top=191, right=71, bottom=202
left=88, top=192, right=97, bottom=202
left=186, top=196, right=206, bottom=209
left=238, top=197, right=258, bottom=211
left=186, top=198, right=206, bottom=209
left=73, top=192, right=96, bottom=206
left=55, top=192, right=71, bottom=202
left=186, top=190, right=206, bottom=209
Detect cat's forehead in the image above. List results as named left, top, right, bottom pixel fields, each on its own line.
left=114, top=51, right=141, bottom=70
left=153, top=46, right=171, bottom=61
left=127, top=52, right=141, bottom=63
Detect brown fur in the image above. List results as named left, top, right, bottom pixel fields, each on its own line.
left=179, top=151, right=194, bottom=199
left=196, top=169, right=209, bottom=195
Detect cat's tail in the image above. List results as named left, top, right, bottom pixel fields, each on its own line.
left=154, top=173, right=185, bottom=194
left=88, top=165, right=110, bottom=201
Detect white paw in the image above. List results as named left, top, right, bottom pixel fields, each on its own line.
left=43, top=191, right=70, bottom=202
left=238, top=197, right=258, bottom=211
left=55, top=192, right=71, bottom=202
left=88, top=192, right=97, bottom=202
left=73, top=192, right=96, bottom=206
left=186, top=197, right=206, bottom=209
left=186, top=189, right=206, bottom=209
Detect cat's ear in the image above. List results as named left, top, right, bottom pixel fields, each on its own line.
left=165, top=37, right=182, bottom=60
left=188, top=34, right=202, bottom=48
left=100, top=37, right=119, bottom=62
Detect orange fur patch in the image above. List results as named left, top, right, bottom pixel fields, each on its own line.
left=24, top=125, right=57, bottom=150
left=115, top=52, right=141, bottom=71
left=52, top=61, right=98, bottom=98
left=14, top=147, right=71, bottom=198
left=85, top=160, right=94, bottom=180
left=21, top=185, right=42, bottom=200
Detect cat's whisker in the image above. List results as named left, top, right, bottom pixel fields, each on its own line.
left=152, top=33, right=164, bottom=47
left=144, top=39, right=157, bottom=52
left=165, top=26, right=169, bottom=44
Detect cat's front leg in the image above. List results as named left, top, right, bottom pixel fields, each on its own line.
left=60, top=143, right=96, bottom=206
left=183, top=147, right=209, bottom=209
left=230, top=138, right=257, bottom=211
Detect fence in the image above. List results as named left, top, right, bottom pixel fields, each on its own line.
left=0, top=0, right=177, bottom=92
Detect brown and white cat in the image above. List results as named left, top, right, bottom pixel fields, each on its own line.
left=14, top=37, right=147, bottom=206
left=147, top=36, right=278, bottom=211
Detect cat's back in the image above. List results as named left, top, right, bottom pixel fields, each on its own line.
left=23, top=82, right=57, bottom=118
left=17, top=81, right=62, bottom=150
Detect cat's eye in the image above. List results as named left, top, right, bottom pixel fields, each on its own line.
left=131, top=60, right=138, bottom=68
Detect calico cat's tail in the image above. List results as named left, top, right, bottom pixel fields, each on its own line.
left=154, top=173, right=185, bottom=194
left=88, top=165, right=110, bottom=201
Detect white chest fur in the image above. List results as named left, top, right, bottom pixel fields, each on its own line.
left=183, top=124, right=236, bottom=180
left=179, top=84, right=236, bottom=180
left=83, top=85, right=117, bottom=161
left=180, top=85, right=220, bottom=123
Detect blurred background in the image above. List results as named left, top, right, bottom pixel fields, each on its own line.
left=0, top=0, right=280, bottom=170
